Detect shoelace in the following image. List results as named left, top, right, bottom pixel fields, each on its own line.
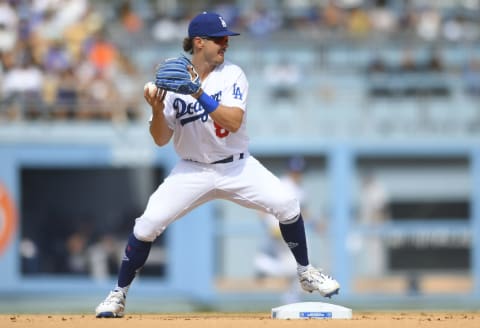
left=319, top=271, right=334, bottom=280
left=105, top=291, right=124, bottom=304
left=302, top=268, right=332, bottom=283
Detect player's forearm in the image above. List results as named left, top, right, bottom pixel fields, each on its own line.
left=192, top=89, right=243, bottom=132
left=208, top=105, right=244, bottom=132
left=149, top=109, right=173, bottom=146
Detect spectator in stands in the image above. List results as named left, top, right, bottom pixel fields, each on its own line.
left=54, top=0, right=89, bottom=32
left=117, top=0, right=143, bottom=36
left=64, top=231, right=89, bottom=275
left=86, top=30, right=118, bottom=77
left=17, top=17, right=33, bottom=47
left=20, top=237, right=40, bottom=274
left=88, top=234, right=122, bottom=282
left=321, top=0, right=344, bottom=31
left=425, top=49, right=444, bottom=72
left=41, top=67, right=59, bottom=117
left=358, top=172, right=390, bottom=225
left=367, top=53, right=387, bottom=74
left=0, top=22, right=16, bottom=53
left=356, top=172, right=390, bottom=277
left=53, top=67, right=79, bottom=120
left=245, top=3, right=283, bottom=38
left=2, top=52, right=45, bottom=120
left=368, top=0, right=397, bottom=36
left=263, top=57, right=301, bottom=103
left=346, top=6, right=371, bottom=39
left=0, top=51, right=12, bottom=119
left=463, top=57, right=480, bottom=97
left=63, top=4, right=103, bottom=62
left=399, top=48, right=418, bottom=73
left=442, top=14, right=467, bottom=42
left=367, top=53, right=392, bottom=98
left=111, top=52, right=143, bottom=122
left=74, top=50, right=97, bottom=88
left=78, top=70, right=117, bottom=121
left=151, top=13, right=184, bottom=42
left=32, top=7, right=63, bottom=44
left=425, top=49, right=449, bottom=97
left=415, top=6, right=441, bottom=41
left=43, top=39, right=71, bottom=73
left=0, top=0, right=18, bottom=53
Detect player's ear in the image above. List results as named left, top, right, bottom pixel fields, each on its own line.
left=193, top=37, right=205, bottom=49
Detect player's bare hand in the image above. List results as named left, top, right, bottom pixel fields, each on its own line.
left=144, top=86, right=167, bottom=108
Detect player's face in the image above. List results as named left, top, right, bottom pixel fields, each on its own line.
left=200, top=36, right=229, bottom=64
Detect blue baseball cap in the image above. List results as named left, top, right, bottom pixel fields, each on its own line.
left=188, top=12, right=240, bottom=38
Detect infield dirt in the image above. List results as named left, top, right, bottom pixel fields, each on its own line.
left=1, top=312, right=479, bottom=328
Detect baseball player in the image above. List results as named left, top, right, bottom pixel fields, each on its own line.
left=95, top=12, right=339, bottom=318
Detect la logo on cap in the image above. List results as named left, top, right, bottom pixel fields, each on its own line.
left=219, top=16, right=227, bottom=28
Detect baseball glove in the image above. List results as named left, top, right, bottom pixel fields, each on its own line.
left=155, top=55, right=201, bottom=95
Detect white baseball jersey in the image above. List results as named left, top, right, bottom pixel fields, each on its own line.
left=162, top=60, right=249, bottom=163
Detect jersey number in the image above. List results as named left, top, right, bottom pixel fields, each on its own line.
left=214, top=121, right=229, bottom=138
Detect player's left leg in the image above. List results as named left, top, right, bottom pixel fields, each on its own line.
left=216, top=156, right=339, bottom=297
left=216, top=156, right=309, bottom=265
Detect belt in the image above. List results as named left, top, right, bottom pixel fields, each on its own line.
left=211, top=153, right=244, bottom=164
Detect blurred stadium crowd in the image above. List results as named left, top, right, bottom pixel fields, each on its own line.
left=1, top=0, right=480, bottom=124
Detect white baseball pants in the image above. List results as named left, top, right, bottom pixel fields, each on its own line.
left=134, top=155, right=300, bottom=242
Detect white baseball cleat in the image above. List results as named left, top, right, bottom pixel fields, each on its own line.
left=298, top=266, right=340, bottom=298
left=95, top=289, right=126, bottom=318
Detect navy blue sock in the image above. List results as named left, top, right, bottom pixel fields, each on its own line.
left=117, top=233, right=152, bottom=288
left=279, top=214, right=309, bottom=266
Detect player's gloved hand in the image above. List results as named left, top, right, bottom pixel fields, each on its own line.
left=155, top=55, right=201, bottom=95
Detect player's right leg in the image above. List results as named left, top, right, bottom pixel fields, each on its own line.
left=279, top=214, right=339, bottom=297
left=95, top=160, right=216, bottom=317
left=217, top=156, right=340, bottom=298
